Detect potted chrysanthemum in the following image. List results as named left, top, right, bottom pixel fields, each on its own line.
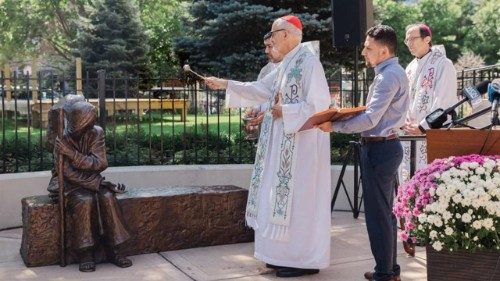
left=394, top=154, right=500, bottom=281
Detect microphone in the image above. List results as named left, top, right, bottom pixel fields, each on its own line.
left=418, top=80, right=490, bottom=132
left=488, top=78, right=500, bottom=125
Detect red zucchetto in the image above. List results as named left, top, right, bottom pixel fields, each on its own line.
left=281, top=15, right=302, bottom=30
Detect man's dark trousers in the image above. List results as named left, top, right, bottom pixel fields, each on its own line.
left=360, top=139, right=403, bottom=281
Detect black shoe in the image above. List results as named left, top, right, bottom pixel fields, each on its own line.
left=266, top=263, right=284, bottom=269
left=364, top=271, right=401, bottom=281
left=276, top=267, right=320, bottom=278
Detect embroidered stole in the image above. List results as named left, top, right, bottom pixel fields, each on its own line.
left=245, top=48, right=309, bottom=241
left=403, top=48, right=446, bottom=182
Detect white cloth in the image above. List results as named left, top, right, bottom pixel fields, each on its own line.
left=225, top=44, right=331, bottom=269
left=257, top=62, right=278, bottom=81
left=251, top=62, right=278, bottom=113
left=400, top=46, right=458, bottom=182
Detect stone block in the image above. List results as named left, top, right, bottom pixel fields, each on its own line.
left=20, top=185, right=253, bottom=267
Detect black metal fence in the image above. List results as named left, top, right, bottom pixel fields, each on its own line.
left=1, top=65, right=498, bottom=173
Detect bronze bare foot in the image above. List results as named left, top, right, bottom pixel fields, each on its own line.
left=79, top=261, right=96, bottom=272
left=78, top=249, right=96, bottom=272
left=112, top=255, right=132, bottom=268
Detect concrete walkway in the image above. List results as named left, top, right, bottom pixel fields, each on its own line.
left=0, top=212, right=427, bottom=280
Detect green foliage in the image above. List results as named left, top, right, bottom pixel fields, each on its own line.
left=417, top=0, right=472, bottom=63
left=0, top=0, right=89, bottom=65
left=135, top=0, right=189, bottom=77
left=0, top=137, right=53, bottom=173
left=373, top=0, right=420, bottom=65
left=375, top=0, right=499, bottom=66
left=0, top=118, right=354, bottom=172
left=174, top=0, right=354, bottom=79
left=2, top=0, right=497, bottom=79
left=76, top=0, right=152, bottom=79
left=463, top=0, right=500, bottom=64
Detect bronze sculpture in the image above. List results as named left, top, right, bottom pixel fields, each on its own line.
left=46, top=97, right=132, bottom=272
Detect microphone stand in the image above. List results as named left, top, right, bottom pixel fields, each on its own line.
left=491, top=101, right=499, bottom=126
left=444, top=107, right=492, bottom=129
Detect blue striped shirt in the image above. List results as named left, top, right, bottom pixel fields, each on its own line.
left=333, top=57, right=409, bottom=137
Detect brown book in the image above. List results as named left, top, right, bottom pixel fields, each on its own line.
left=299, top=106, right=367, bottom=132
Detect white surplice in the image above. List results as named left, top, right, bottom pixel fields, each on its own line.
left=225, top=44, right=332, bottom=269
left=400, top=46, right=458, bottom=182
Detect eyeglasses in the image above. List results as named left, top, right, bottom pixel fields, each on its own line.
left=404, top=36, right=422, bottom=45
left=269, top=29, right=286, bottom=38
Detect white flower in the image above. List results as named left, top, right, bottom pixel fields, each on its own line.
left=399, top=155, right=499, bottom=252
left=472, top=220, right=482, bottom=230
left=482, top=218, right=494, bottom=229
left=432, top=241, right=443, bottom=251
left=445, top=227, right=453, bottom=235
left=429, top=188, right=436, bottom=196
left=476, top=167, right=486, bottom=175
left=462, top=213, right=472, bottom=223
left=442, top=211, right=452, bottom=221
left=418, top=214, right=427, bottom=223
left=452, top=194, right=463, bottom=204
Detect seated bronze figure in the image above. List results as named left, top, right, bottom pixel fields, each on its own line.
left=47, top=97, right=132, bottom=272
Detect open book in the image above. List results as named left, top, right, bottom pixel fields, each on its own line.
left=299, top=106, right=367, bottom=132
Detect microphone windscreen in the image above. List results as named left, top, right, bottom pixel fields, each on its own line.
left=475, top=80, right=490, bottom=94
left=463, top=80, right=490, bottom=109
left=487, top=78, right=500, bottom=103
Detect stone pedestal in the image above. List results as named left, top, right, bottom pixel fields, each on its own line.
left=21, top=185, right=253, bottom=267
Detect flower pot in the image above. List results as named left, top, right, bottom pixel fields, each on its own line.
left=426, top=246, right=500, bottom=281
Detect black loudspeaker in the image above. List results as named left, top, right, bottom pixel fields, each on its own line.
left=332, top=0, right=374, bottom=47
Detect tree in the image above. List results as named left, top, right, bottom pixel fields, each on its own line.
left=136, top=0, right=188, bottom=77
left=75, top=0, right=151, bottom=79
left=174, top=0, right=350, bottom=80
left=373, top=0, right=420, bottom=65
left=375, top=0, right=498, bottom=66
left=417, top=0, right=472, bottom=63
left=0, top=0, right=90, bottom=66
left=463, top=0, right=499, bottom=64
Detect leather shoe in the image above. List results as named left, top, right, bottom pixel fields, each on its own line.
left=266, top=263, right=284, bottom=269
left=364, top=271, right=401, bottom=281
left=276, top=267, right=320, bottom=278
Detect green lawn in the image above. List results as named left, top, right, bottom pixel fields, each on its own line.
left=108, top=113, right=245, bottom=137
left=1, top=113, right=246, bottom=140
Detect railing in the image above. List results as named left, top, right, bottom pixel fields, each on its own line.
left=1, top=65, right=498, bottom=173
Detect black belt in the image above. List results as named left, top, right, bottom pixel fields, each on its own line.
left=360, top=134, right=399, bottom=144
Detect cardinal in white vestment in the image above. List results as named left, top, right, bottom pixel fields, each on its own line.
left=400, top=24, right=458, bottom=183
left=205, top=15, right=331, bottom=278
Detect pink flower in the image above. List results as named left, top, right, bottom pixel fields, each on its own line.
left=393, top=154, right=499, bottom=244
left=400, top=232, right=409, bottom=241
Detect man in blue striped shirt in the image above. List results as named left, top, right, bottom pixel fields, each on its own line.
left=318, top=25, right=409, bottom=281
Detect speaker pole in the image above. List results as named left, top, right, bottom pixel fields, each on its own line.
left=354, top=45, right=359, bottom=107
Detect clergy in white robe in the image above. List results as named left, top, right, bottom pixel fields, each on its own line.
left=400, top=24, right=458, bottom=183
left=247, top=40, right=320, bottom=129
left=205, top=15, right=331, bottom=276
left=244, top=33, right=282, bottom=136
